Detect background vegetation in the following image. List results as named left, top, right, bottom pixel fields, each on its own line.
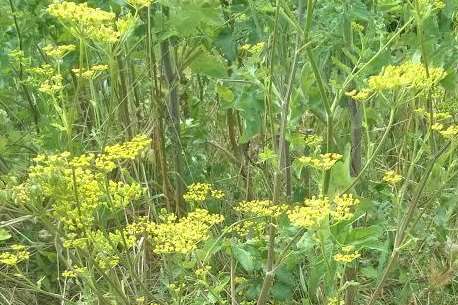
left=0, top=0, right=457, bottom=305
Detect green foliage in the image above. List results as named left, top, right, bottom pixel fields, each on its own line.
left=0, top=0, right=457, bottom=305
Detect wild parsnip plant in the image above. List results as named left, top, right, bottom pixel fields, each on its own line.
left=0, top=1, right=457, bottom=305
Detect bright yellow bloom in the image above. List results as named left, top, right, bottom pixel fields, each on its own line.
left=72, top=64, right=108, bottom=80
left=230, top=219, right=265, bottom=238
left=327, top=297, right=345, bottom=305
left=346, top=88, right=373, bottom=102
left=351, top=21, right=364, bottom=32
left=438, top=125, right=458, bottom=140
left=240, top=42, right=265, bottom=56
left=127, top=0, right=154, bottom=8
left=304, top=134, right=323, bottom=147
left=0, top=244, right=30, bottom=266
left=48, top=1, right=120, bottom=44
left=431, top=123, right=444, bottom=131
left=62, top=266, right=87, bottom=278
left=183, top=183, right=224, bottom=204
left=20, top=136, right=148, bottom=232
left=288, top=196, right=330, bottom=228
left=43, top=44, right=76, bottom=58
left=383, top=170, right=403, bottom=185
left=125, top=209, right=224, bottom=254
left=298, top=153, right=342, bottom=171
left=235, top=200, right=288, bottom=218
left=415, top=108, right=452, bottom=122
left=367, top=62, right=446, bottom=92
left=332, top=194, right=360, bottom=221
left=38, top=74, right=64, bottom=95
left=334, top=246, right=361, bottom=263
left=150, top=209, right=224, bottom=254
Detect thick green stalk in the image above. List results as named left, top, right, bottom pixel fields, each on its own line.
left=160, top=38, right=184, bottom=214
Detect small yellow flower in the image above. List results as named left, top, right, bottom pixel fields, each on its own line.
left=0, top=244, right=30, bottom=266
left=48, top=2, right=120, bottom=44
left=332, top=194, right=360, bottom=221
left=43, top=44, right=76, bottom=58
left=383, top=170, right=403, bottom=185
left=431, top=123, right=444, bottom=131
left=127, top=0, right=154, bottom=8
left=438, top=125, right=458, bottom=140
left=298, top=153, right=342, bottom=171
left=334, top=247, right=361, bottom=263
left=351, top=21, right=364, bottom=32
left=304, top=134, right=323, bottom=147
left=62, top=266, right=87, bottom=278
left=288, top=196, right=330, bottom=228
left=367, top=62, right=446, bottom=92
left=195, top=265, right=212, bottom=278
left=183, top=183, right=224, bottom=204
left=240, top=42, right=264, bottom=56
left=327, top=297, right=345, bottom=305
left=125, top=209, right=224, bottom=254
left=235, top=200, right=288, bottom=218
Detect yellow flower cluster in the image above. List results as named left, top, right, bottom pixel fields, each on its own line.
left=43, top=44, right=76, bottom=58
left=288, top=194, right=360, bottom=228
left=26, top=64, right=64, bottom=96
left=0, top=244, right=30, bottom=266
left=38, top=74, right=64, bottom=95
left=240, top=42, right=265, bottom=56
left=64, top=229, right=134, bottom=270
left=298, top=153, right=343, bottom=171
left=183, top=182, right=224, bottom=204
left=28, top=153, right=141, bottom=231
left=72, top=64, right=108, bottom=80
left=288, top=197, right=330, bottom=229
left=62, top=266, right=87, bottom=278
left=304, top=134, right=323, bottom=147
left=8, top=49, right=27, bottom=64
left=345, top=88, right=372, bottom=102
left=127, top=0, right=154, bottom=8
left=418, top=0, right=446, bottom=10
left=96, top=135, right=151, bottom=171
left=19, top=136, right=148, bottom=232
left=125, top=209, right=224, bottom=254
left=48, top=2, right=120, bottom=44
left=368, top=62, right=446, bottom=92
left=382, top=170, right=403, bottom=185
left=234, top=200, right=288, bottom=218
left=230, top=219, right=265, bottom=238
left=195, top=265, right=212, bottom=278
left=432, top=124, right=458, bottom=140
left=350, top=62, right=446, bottom=100
left=327, top=297, right=345, bottom=305
left=332, top=194, right=360, bottom=221
left=27, top=64, right=54, bottom=79
left=414, top=107, right=452, bottom=122
left=152, top=209, right=223, bottom=254
left=334, top=246, right=361, bottom=263
left=351, top=21, right=364, bottom=32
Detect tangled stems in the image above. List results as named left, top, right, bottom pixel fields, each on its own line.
left=340, top=106, right=396, bottom=195
left=366, top=141, right=451, bottom=305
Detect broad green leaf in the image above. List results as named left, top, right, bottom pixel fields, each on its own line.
left=0, top=228, right=11, bottom=241
left=190, top=50, right=227, bottom=78
left=232, top=244, right=254, bottom=272
left=328, top=143, right=353, bottom=195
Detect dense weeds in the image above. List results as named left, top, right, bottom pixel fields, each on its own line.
left=0, top=1, right=457, bottom=305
